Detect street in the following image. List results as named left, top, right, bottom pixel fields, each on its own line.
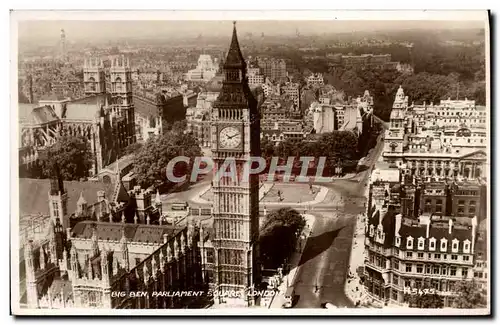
left=292, top=211, right=357, bottom=308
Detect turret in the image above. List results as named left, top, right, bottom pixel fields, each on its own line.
left=120, top=228, right=130, bottom=271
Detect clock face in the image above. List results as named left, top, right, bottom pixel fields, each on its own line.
left=219, top=126, right=242, bottom=149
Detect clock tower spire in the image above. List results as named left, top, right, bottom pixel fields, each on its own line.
left=209, top=21, right=261, bottom=307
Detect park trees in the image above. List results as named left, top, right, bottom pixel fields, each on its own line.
left=39, top=135, right=93, bottom=181
left=451, top=279, right=487, bottom=309
left=132, top=129, right=201, bottom=189
left=260, top=207, right=306, bottom=270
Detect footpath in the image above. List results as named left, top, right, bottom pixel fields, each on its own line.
left=266, top=214, right=316, bottom=309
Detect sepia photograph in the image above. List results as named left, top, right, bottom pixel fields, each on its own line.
left=9, top=10, right=490, bottom=316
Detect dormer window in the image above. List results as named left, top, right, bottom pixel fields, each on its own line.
left=406, top=236, right=414, bottom=249
left=452, top=239, right=459, bottom=253
left=418, top=237, right=425, bottom=250
left=395, top=236, right=401, bottom=247
left=440, top=238, right=448, bottom=252
left=463, top=240, right=471, bottom=253
left=429, top=237, right=436, bottom=251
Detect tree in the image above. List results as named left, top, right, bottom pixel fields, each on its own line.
left=132, top=129, right=202, bottom=188
left=317, top=131, right=359, bottom=174
left=451, top=279, right=487, bottom=309
left=40, top=135, right=93, bottom=181
left=404, top=292, right=444, bottom=309
left=261, top=137, right=276, bottom=160
left=123, top=142, right=144, bottom=156
left=260, top=208, right=305, bottom=269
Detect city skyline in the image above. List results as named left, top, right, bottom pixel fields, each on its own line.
left=17, top=17, right=486, bottom=44
left=11, top=10, right=490, bottom=315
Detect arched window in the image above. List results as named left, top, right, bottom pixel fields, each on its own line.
left=88, top=77, right=96, bottom=92
left=115, top=77, right=123, bottom=92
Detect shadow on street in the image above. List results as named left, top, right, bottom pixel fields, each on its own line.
left=298, top=227, right=344, bottom=267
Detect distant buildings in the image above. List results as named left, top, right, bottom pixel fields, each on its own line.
left=280, top=82, right=301, bottom=110
left=184, top=55, right=220, bottom=82
left=328, top=53, right=406, bottom=71
left=247, top=67, right=265, bottom=86
left=133, top=87, right=186, bottom=141
left=256, top=57, right=287, bottom=83
left=307, top=90, right=373, bottom=136
left=306, top=73, right=324, bottom=88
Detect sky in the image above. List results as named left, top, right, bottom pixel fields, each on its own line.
left=14, top=12, right=487, bottom=43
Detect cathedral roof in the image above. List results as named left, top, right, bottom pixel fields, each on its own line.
left=223, top=22, right=246, bottom=69
left=64, top=103, right=100, bottom=121
left=19, top=178, right=114, bottom=217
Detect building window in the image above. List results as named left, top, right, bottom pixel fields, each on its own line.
left=406, top=237, right=414, bottom=249
left=433, top=266, right=440, bottom=274
left=393, top=274, right=399, bottom=285
left=406, top=252, right=413, bottom=258
left=392, top=290, right=398, bottom=301
left=434, top=253, right=441, bottom=259
left=441, top=240, right=447, bottom=251
left=425, top=265, right=431, bottom=274
left=428, top=253, right=432, bottom=259
left=450, top=266, right=457, bottom=276
left=441, top=267, right=448, bottom=275
left=416, top=264, right=423, bottom=273
left=418, top=252, right=424, bottom=259
left=418, top=238, right=425, bottom=250
left=464, top=241, right=471, bottom=253
left=405, top=280, right=411, bottom=288
left=462, top=268, right=469, bottom=277
left=393, top=260, right=399, bottom=270
left=406, top=263, right=412, bottom=273
left=52, top=201, right=59, bottom=218
left=429, top=238, right=436, bottom=251
left=463, top=255, right=470, bottom=262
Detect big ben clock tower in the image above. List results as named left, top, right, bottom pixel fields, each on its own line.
left=210, top=22, right=261, bottom=306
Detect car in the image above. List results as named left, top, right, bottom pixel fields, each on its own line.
left=321, top=302, right=338, bottom=309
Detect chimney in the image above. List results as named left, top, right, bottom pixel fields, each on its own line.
left=448, top=218, right=453, bottom=235
left=426, top=217, right=431, bottom=238
left=471, top=216, right=478, bottom=253
left=163, top=233, right=169, bottom=244
left=395, top=214, right=402, bottom=236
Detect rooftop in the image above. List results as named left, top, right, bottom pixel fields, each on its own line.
left=71, top=220, right=178, bottom=244
left=19, top=178, right=115, bottom=217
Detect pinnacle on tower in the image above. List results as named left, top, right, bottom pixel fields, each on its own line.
left=224, top=21, right=246, bottom=69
